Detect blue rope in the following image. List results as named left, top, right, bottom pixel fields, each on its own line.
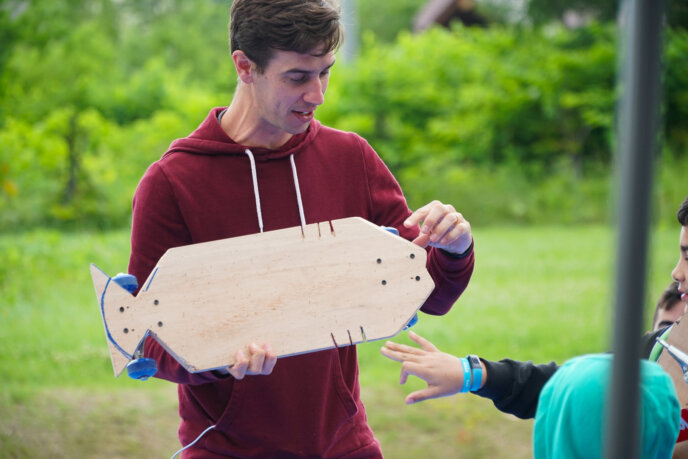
left=144, top=267, right=158, bottom=292
left=100, top=277, right=134, bottom=360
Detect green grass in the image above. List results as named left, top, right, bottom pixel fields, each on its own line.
left=0, top=224, right=680, bottom=458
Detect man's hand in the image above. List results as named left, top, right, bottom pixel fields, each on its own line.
left=225, top=343, right=277, bottom=380
left=380, top=331, right=466, bottom=404
left=404, top=200, right=472, bottom=255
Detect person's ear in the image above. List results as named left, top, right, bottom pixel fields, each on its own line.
left=232, top=50, right=255, bottom=84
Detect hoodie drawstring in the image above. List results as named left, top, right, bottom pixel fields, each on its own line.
left=244, top=148, right=306, bottom=233
left=244, top=149, right=264, bottom=233
left=289, top=154, right=307, bottom=229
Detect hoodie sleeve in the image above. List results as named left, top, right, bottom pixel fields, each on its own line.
left=359, top=137, right=474, bottom=316
left=474, top=358, right=560, bottom=419
left=128, top=162, right=225, bottom=385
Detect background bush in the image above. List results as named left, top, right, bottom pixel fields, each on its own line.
left=1, top=2, right=686, bottom=231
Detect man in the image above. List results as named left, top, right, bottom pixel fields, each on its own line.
left=381, top=196, right=688, bottom=420
left=128, top=0, right=474, bottom=457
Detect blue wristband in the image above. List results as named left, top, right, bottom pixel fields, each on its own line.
left=459, top=358, right=471, bottom=393
left=467, top=354, right=483, bottom=392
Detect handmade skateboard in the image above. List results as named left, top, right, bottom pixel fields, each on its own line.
left=90, top=217, right=435, bottom=378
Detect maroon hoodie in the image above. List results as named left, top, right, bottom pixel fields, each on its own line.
left=128, top=107, right=474, bottom=458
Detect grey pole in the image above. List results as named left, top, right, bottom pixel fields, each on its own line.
left=340, top=0, right=359, bottom=63
left=604, top=1, right=664, bottom=459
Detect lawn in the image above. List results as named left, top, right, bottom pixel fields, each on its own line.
left=0, top=223, right=679, bottom=458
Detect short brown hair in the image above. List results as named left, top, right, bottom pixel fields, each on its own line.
left=678, top=196, right=688, bottom=226
left=229, top=0, right=343, bottom=72
left=652, top=281, right=682, bottom=328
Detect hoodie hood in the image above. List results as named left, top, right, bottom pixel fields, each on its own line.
left=163, top=107, right=322, bottom=161
left=533, top=353, right=680, bottom=459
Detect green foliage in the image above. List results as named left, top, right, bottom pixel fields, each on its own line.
left=319, top=23, right=688, bottom=224
left=524, top=0, right=688, bottom=29
left=0, top=0, right=233, bottom=231
left=357, top=0, right=426, bottom=43
left=0, top=1, right=687, bottom=230
left=322, top=23, right=618, bottom=171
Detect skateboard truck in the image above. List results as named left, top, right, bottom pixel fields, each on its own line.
left=657, top=338, right=688, bottom=384
left=112, top=273, right=158, bottom=381
left=125, top=340, right=157, bottom=381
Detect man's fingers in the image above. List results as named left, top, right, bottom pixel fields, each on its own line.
left=406, top=201, right=465, bottom=247
left=247, top=343, right=266, bottom=374
left=421, top=204, right=454, bottom=236
left=228, top=349, right=248, bottom=380
left=430, top=212, right=460, bottom=243
left=228, top=344, right=276, bottom=379
left=261, top=344, right=277, bottom=375
left=411, top=233, right=430, bottom=248
left=404, top=202, right=434, bottom=227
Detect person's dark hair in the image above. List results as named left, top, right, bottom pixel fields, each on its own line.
left=652, top=281, right=682, bottom=329
left=678, top=196, right=688, bottom=226
left=229, top=0, right=343, bottom=73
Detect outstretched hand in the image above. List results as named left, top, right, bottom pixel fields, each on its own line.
left=380, top=331, right=465, bottom=404
left=404, top=201, right=472, bottom=255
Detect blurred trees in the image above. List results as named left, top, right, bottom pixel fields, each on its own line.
left=0, top=0, right=234, bottom=230
left=524, top=0, right=688, bottom=29
left=318, top=24, right=687, bottom=223
left=0, top=1, right=686, bottom=230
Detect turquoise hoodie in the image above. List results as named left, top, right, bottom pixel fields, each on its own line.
left=533, top=353, right=680, bottom=459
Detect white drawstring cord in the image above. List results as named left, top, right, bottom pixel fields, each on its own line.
left=289, top=154, right=307, bottom=229
left=170, top=425, right=216, bottom=459
left=171, top=154, right=306, bottom=457
left=244, top=149, right=264, bottom=233
left=245, top=149, right=306, bottom=234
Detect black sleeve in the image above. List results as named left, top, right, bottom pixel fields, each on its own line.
left=473, top=358, right=559, bottom=420
left=473, top=327, right=669, bottom=420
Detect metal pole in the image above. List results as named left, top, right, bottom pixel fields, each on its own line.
left=340, top=0, right=359, bottom=63
left=604, top=1, right=664, bottom=459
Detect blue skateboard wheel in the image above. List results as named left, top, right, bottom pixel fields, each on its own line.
left=112, top=273, right=138, bottom=294
left=126, top=358, right=157, bottom=380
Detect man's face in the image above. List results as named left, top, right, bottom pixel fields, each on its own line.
left=671, top=226, right=688, bottom=305
left=250, top=48, right=335, bottom=139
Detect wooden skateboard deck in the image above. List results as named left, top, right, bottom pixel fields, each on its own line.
left=90, top=217, right=435, bottom=377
